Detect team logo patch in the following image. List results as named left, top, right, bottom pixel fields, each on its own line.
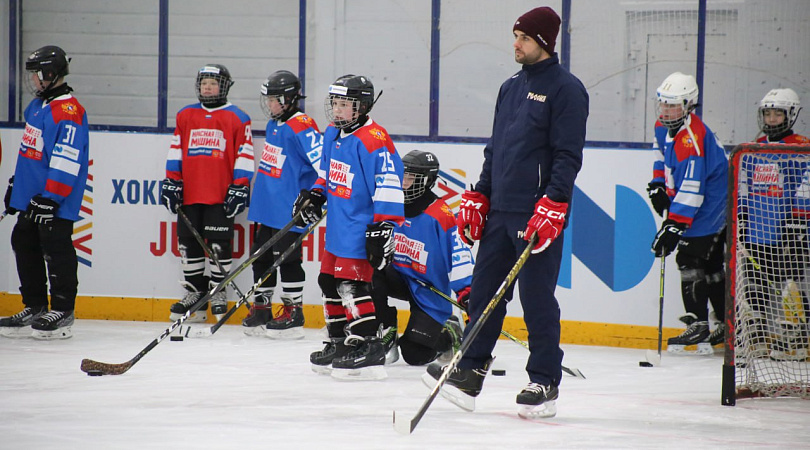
left=681, top=135, right=695, bottom=148
left=61, top=102, right=78, bottom=115
left=368, top=128, right=387, bottom=141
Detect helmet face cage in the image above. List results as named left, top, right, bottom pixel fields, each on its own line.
left=323, top=75, right=374, bottom=129
left=25, top=45, right=69, bottom=97
left=402, top=150, right=439, bottom=203
left=260, top=71, right=301, bottom=120
left=196, top=65, right=233, bottom=104
left=656, top=72, right=699, bottom=130
left=758, top=88, right=802, bottom=137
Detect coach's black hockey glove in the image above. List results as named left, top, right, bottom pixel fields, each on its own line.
left=646, top=182, right=670, bottom=218
left=292, top=189, right=326, bottom=227
left=160, top=178, right=183, bottom=214
left=4, top=176, right=17, bottom=215
left=26, top=194, right=59, bottom=225
left=365, top=221, right=396, bottom=270
left=224, top=184, right=249, bottom=218
left=651, top=220, right=685, bottom=257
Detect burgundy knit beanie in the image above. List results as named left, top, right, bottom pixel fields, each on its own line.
left=513, top=7, right=561, bottom=55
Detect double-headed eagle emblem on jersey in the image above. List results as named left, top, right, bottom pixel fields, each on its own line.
left=368, top=128, right=388, bottom=141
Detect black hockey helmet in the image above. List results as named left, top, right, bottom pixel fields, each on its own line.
left=25, top=45, right=70, bottom=97
left=196, top=64, right=234, bottom=106
left=402, top=150, right=440, bottom=203
left=324, top=74, right=379, bottom=129
left=260, top=70, right=304, bottom=119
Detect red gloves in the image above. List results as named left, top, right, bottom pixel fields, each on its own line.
left=524, top=196, right=568, bottom=254
left=455, top=286, right=471, bottom=310
left=456, top=190, right=490, bottom=245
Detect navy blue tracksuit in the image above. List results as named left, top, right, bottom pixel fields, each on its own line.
left=460, top=54, right=589, bottom=387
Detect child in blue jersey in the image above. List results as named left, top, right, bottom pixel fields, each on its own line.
left=738, top=88, right=809, bottom=361
left=647, top=72, right=727, bottom=354
left=0, top=46, right=90, bottom=339
left=242, top=70, right=322, bottom=339
left=371, top=150, right=473, bottom=366
left=293, top=74, right=405, bottom=381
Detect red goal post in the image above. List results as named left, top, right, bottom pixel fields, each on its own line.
left=722, top=143, right=810, bottom=406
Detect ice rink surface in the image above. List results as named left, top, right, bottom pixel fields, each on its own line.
left=1, top=319, right=808, bottom=449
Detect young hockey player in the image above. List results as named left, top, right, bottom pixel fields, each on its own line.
left=0, top=45, right=89, bottom=339
left=646, top=72, right=727, bottom=355
left=242, top=70, right=322, bottom=339
left=160, top=64, right=254, bottom=323
left=424, top=7, right=588, bottom=419
left=739, top=88, right=809, bottom=360
left=371, top=150, right=473, bottom=366
left=293, top=74, right=404, bottom=380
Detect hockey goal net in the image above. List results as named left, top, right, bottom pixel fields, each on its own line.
left=723, top=143, right=810, bottom=405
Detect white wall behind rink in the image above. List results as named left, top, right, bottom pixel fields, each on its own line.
left=1, top=128, right=689, bottom=328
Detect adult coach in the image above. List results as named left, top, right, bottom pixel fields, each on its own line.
left=425, top=6, right=588, bottom=419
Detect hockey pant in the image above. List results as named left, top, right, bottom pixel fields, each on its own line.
left=676, top=229, right=725, bottom=322
left=461, top=211, right=564, bottom=387
left=11, top=216, right=78, bottom=311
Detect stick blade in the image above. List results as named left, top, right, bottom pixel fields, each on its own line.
left=393, top=410, right=415, bottom=435
left=80, top=358, right=132, bottom=376
left=569, top=367, right=587, bottom=379
left=645, top=349, right=662, bottom=366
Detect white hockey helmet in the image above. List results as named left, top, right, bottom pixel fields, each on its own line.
left=656, top=72, right=699, bottom=130
left=758, top=88, right=802, bottom=138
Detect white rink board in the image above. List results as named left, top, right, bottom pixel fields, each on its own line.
left=1, top=128, right=686, bottom=327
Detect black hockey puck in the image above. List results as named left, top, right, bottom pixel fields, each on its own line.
left=491, top=369, right=506, bottom=376
left=87, top=370, right=103, bottom=376
left=639, top=361, right=653, bottom=367
left=170, top=336, right=184, bottom=342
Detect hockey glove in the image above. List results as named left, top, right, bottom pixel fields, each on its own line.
left=525, top=196, right=568, bottom=254
left=365, top=221, right=396, bottom=270
left=455, top=286, right=471, bottom=311
left=4, top=176, right=17, bottom=215
left=456, top=190, right=490, bottom=246
left=292, top=188, right=326, bottom=227
left=160, top=178, right=183, bottom=214
left=26, top=195, right=59, bottom=225
left=651, top=220, right=686, bottom=257
left=646, top=182, right=670, bottom=218
left=224, top=184, right=250, bottom=219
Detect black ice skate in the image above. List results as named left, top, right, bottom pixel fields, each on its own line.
left=331, top=336, right=387, bottom=381
left=421, top=357, right=493, bottom=411
left=242, top=301, right=272, bottom=337
left=516, top=383, right=559, bottom=419
left=709, top=322, right=726, bottom=347
left=310, top=337, right=350, bottom=375
left=381, top=325, right=399, bottom=365
left=437, top=316, right=463, bottom=363
left=666, top=313, right=712, bottom=355
left=169, top=282, right=207, bottom=323
left=0, top=306, right=48, bottom=338
left=209, top=281, right=228, bottom=320
left=770, top=321, right=808, bottom=361
left=31, top=310, right=75, bottom=340
left=265, top=300, right=304, bottom=340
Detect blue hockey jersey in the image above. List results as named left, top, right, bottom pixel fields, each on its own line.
left=392, top=198, right=474, bottom=324
left=10, top=94, right=90, bottom=221
left=249, top=112, right=323, bottom=231
left=314, top=119, right=405, bottom=259
left=651, top=114, right=727, bottom=237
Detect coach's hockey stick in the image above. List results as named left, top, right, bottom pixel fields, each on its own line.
left=413, top=278, right=585, bottom=379
left=79, top=207, right=310, bottom=376
left=642, top=253, right=666, bottom=367
left=393, top=233, right=537, bottom=435
left=183, top=214, right=325, bottom=338
left=177, top=207, right=249, bottom=317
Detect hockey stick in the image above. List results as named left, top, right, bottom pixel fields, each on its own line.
left=642, top=254, right=665, bottom=367
left=79, top=207, right=309, bottom=376
left=413, top=278, right=585, bottom=379
left=393, top=233, right=537, bottom=435
left=177, top=207, right=249, bottom=316
left=182, top=214, right=325, bottom=338
left=0, top=210, right=8, bottom=223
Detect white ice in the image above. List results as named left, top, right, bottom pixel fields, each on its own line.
left=1, top=320, right=808, bottom=449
